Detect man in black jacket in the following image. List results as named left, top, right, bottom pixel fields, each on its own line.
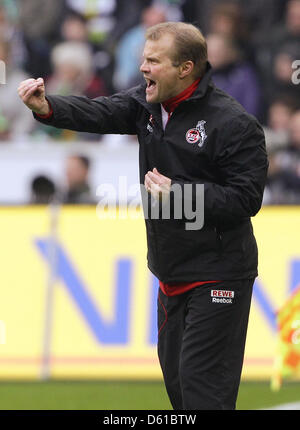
left=18, top=22, right=268, bottom=410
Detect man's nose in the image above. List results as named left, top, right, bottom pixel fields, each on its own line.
left=140, top=60, right=149, bottom=73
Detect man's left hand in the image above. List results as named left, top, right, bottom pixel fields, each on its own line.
left=144, top=168, right=171, bottom=200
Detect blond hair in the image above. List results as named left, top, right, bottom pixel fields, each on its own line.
left=145, top=22, right=207, bottom=78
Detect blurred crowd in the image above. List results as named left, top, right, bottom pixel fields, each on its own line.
left=0, top=0, right=299, bottom=204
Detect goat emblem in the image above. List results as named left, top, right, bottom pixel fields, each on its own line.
left=186, top=120, right=207, bottom=147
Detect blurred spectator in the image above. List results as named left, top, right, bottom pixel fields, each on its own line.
left=64, top=0, right=147, bottom=93
left=254, top=0, right=300, bottom=103
left=59, top=11, right=115, bottom=94
left=30, top=175, right=56, bottom=204
left=19, top=0, right=66, bottom=77
left=0, top=37, right=35, bottom=141
left=113, top=4, right=167, bottom=91
left=65, top=0, right=144, bottom=48
left=0, top=2, right=16, bottom=39
left=207, top=33, right=261, bottom=118
left=60, top=12, right=89, bottom=43
left=208, top=2, right=250, bottom=55
left=272, top=0, right=300, bottom=45
left=151, top=0, right=183, bottom=21
left=186, top=0, right=284, bottom=37
left=47, top=41, right=107, bottom=98
left=0, top=3, right=26, bottom=70
left=0, top=0, right=18, bottom=21
left=39, top=41, right=107, bottom=141
left=263, top=154, right=300, bottom=205
left=277, top=109, right=300, bottom=168
left=241, top=0, right=287, bottom=40
left=264, top=42, right=300, bottom=106
left=263, top=96, right=299, bottom=151
left=190, top=1, right=258, bottom=64
left=264, top=110, right=300, bottom=205
left=30, top=155, right=95, bottom=205
left=289, top=110, right=300, bottom=157
left=63, top=154, right=95, bottom=204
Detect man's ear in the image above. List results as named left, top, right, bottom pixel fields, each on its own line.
left=178, top=61, right=194, bottom=79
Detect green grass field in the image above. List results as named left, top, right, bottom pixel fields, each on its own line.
left=0, top=380, right=299, bottom=410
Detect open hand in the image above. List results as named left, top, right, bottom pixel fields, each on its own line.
left=144, top=168, right=171, bottom=200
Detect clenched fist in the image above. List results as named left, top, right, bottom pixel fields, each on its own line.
left=18, top=78, right=50, bottom=116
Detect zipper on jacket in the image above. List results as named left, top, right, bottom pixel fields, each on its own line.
left=215, top=227, right=223, bottom=256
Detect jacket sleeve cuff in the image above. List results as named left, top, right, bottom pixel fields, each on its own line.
left=35, top=99, right=53, bottom=119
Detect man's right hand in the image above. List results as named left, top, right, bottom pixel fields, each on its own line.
left=18, top=78, right=50, bottom=116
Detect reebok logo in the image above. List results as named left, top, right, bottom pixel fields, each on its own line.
left=211, top=290, right=234, bottom=304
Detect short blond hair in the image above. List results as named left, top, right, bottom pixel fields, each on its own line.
left=145, top=22, right=207, bottom=78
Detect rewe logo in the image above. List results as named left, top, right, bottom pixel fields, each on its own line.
left=211, top=290, right=234, bottom=304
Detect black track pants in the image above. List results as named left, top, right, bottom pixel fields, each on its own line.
left=157, top=279, right=254, bottom=410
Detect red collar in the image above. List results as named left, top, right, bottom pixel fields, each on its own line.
left=162, top=78, right=201, bottom=115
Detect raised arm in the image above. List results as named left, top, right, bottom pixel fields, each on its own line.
left=18, top=78, right=138, bottom=135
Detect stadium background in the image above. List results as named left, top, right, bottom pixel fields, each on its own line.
left=0, top=0, right=300, bottom=410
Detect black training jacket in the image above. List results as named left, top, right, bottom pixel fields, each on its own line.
left=34, top=63, right=268, bottom=283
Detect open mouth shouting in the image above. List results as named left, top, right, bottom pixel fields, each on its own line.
left=145, top=78, right=157, bottom=94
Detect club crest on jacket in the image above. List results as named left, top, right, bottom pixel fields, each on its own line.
left=186, top=120, right=207, bottom=147
left=147, top=114, right=154, bottom=133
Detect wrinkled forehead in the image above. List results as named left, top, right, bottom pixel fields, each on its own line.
left=142, top=33, right=176, bottom=61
